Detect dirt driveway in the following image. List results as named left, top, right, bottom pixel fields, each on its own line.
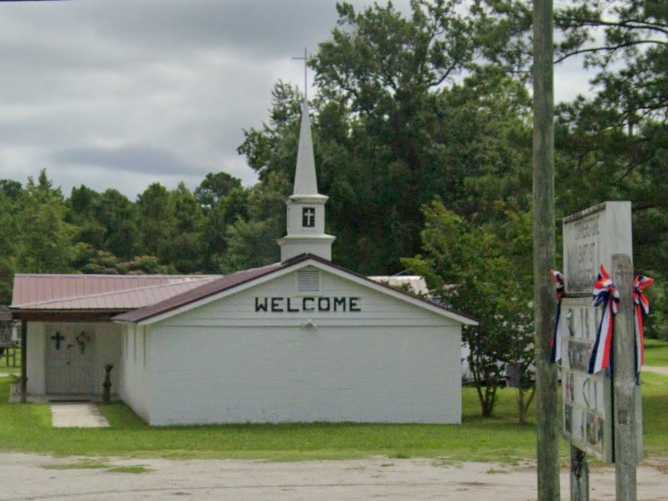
left=0, top=453, right=666, bottom=501
left=645, top=366, right=668, bottom=377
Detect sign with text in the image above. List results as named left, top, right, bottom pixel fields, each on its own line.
left=254, top=296, right=362, bottom=313
left=561, top=201, right=642, bottom=464
left=560, top=296, right=614, bottom=462
left=563, top=202, right=632, bottom=295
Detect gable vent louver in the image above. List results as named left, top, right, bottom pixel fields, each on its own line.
left=298, top=269, right=320, bottom=293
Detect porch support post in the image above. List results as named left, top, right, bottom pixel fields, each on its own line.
left=20, top=320, right=27, bottom=403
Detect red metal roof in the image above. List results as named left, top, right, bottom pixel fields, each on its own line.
left=113, top=263, right=282, bottom=323
left=11, top=274, right=221, bottom=310
left=11, top=255, right=477, bottom=325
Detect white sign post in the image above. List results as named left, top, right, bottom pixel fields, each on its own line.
left=562, top=202, right=641, bottom=501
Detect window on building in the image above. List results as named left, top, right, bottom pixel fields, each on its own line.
left=302, top=207, right=316, bottom=228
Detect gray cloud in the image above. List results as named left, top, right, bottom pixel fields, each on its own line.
left=0, top=0, right=590, bottom=199
left=53, top=144, right=208, bottom=176
left=0, top=0, right=370, bottom=197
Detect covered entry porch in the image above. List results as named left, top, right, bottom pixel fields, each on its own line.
left=11, top=312, right=122, bottom=403
left=9, top=272, right=223, bottom=404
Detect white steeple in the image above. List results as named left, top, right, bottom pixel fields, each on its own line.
left=293, top=101, right=319, bottom=196
left=278, top=99, right=335, bottom=261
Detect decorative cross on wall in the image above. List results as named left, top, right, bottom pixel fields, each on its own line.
left=51, top=332, right=64, bottom=351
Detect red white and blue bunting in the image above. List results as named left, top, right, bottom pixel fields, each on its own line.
left=633, top=273, right=654, bottom=377
left=589, top=265, right=620, bottom=375
left=550, top=270, right=566, bottom=363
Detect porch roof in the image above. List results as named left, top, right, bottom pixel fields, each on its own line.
left=11, top=274, right=221, bottom=311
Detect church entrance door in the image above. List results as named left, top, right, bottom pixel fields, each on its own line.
left=46, top=325, right=95, bottom=395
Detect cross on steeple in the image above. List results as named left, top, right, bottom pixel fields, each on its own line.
left=292, top=48, right=309, bottom=100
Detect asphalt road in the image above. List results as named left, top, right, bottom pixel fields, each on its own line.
left=0, top=454, right=667, bottom=500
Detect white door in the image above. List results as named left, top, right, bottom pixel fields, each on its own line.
left=46, top=325, right=95, bottom=395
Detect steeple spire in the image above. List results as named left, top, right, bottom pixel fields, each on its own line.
left=277, top=86, right=335, bottom=262
left=293, top=100, right=319, bottom=196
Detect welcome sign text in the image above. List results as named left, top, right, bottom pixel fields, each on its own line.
left=255, top=296, right=362, bottom=313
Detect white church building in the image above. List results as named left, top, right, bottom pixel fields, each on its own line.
left=10, top=99, right=476, bottom=426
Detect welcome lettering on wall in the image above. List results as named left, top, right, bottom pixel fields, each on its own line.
left=255, top=296, right=362, bottom=313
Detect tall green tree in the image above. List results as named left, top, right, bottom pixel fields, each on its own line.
left=68, top=185, right=106, bottom=251
left=0, top=192, right=18, bottom=303
left=201, top=186, right=248, bottom=272
left=195, top=172, right=243, bottom=211
left=404, top=201, right=535, bottom=420
left=553, top=0, right=668, bottom=337
left=15, top=171, right=74, bottom=273
left=220, top=172, right=289, bottom=272
left=164, top=183, right=205, bottom=273
left=475, top=0, right=668, bottom=336
left=94, top=189, right=141, bottom=260
left=136, top=182, right=174, bottom=259
left=0, top=180, right=22, bottom=201
left=311, top=0, right=479, bottom=272
left=195, top=171, right=248, bottom=271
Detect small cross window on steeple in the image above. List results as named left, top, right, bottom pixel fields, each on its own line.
left=302, top=207, right=316, bottom=228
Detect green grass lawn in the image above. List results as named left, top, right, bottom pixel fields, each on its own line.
left=0, top=372, right=666, bottom=462
left=646, top=338, right=668, bottom=366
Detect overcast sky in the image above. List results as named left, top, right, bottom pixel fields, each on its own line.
left=0, top=0, right=591, bottom=199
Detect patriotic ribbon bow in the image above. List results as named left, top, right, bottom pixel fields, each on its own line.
left=589, top=265, right=620, bottom=375
left=633, top=273, right=654, bottom=376
left=550, top=270, right=566, bottom=363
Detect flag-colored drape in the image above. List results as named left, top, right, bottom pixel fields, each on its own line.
left=550, top=270, right=566, bottom=363
left=589, top=265, right=619, bottom=375
left=633, top=274, right=654, bottom=377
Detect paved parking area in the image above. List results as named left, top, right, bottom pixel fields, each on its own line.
left=0, top=453, right=666, bottom=500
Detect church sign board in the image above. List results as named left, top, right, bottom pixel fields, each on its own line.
left=560, top=295, right=613, bottom=462
left=563, top=202, right=632, bottom=295
left=561, top=201, right=641, bottom=463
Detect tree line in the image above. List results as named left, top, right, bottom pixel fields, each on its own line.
left=0, top=0, right=665, bottom=418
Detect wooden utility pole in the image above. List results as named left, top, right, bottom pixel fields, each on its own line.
left=532, top=1, right=560, bottom=500
left=570, top=447, right=589, bottom=501
left=612, top=254, right=639, bottom=501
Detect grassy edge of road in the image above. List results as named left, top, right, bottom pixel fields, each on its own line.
left=0, top=339, right=664, bottom=463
